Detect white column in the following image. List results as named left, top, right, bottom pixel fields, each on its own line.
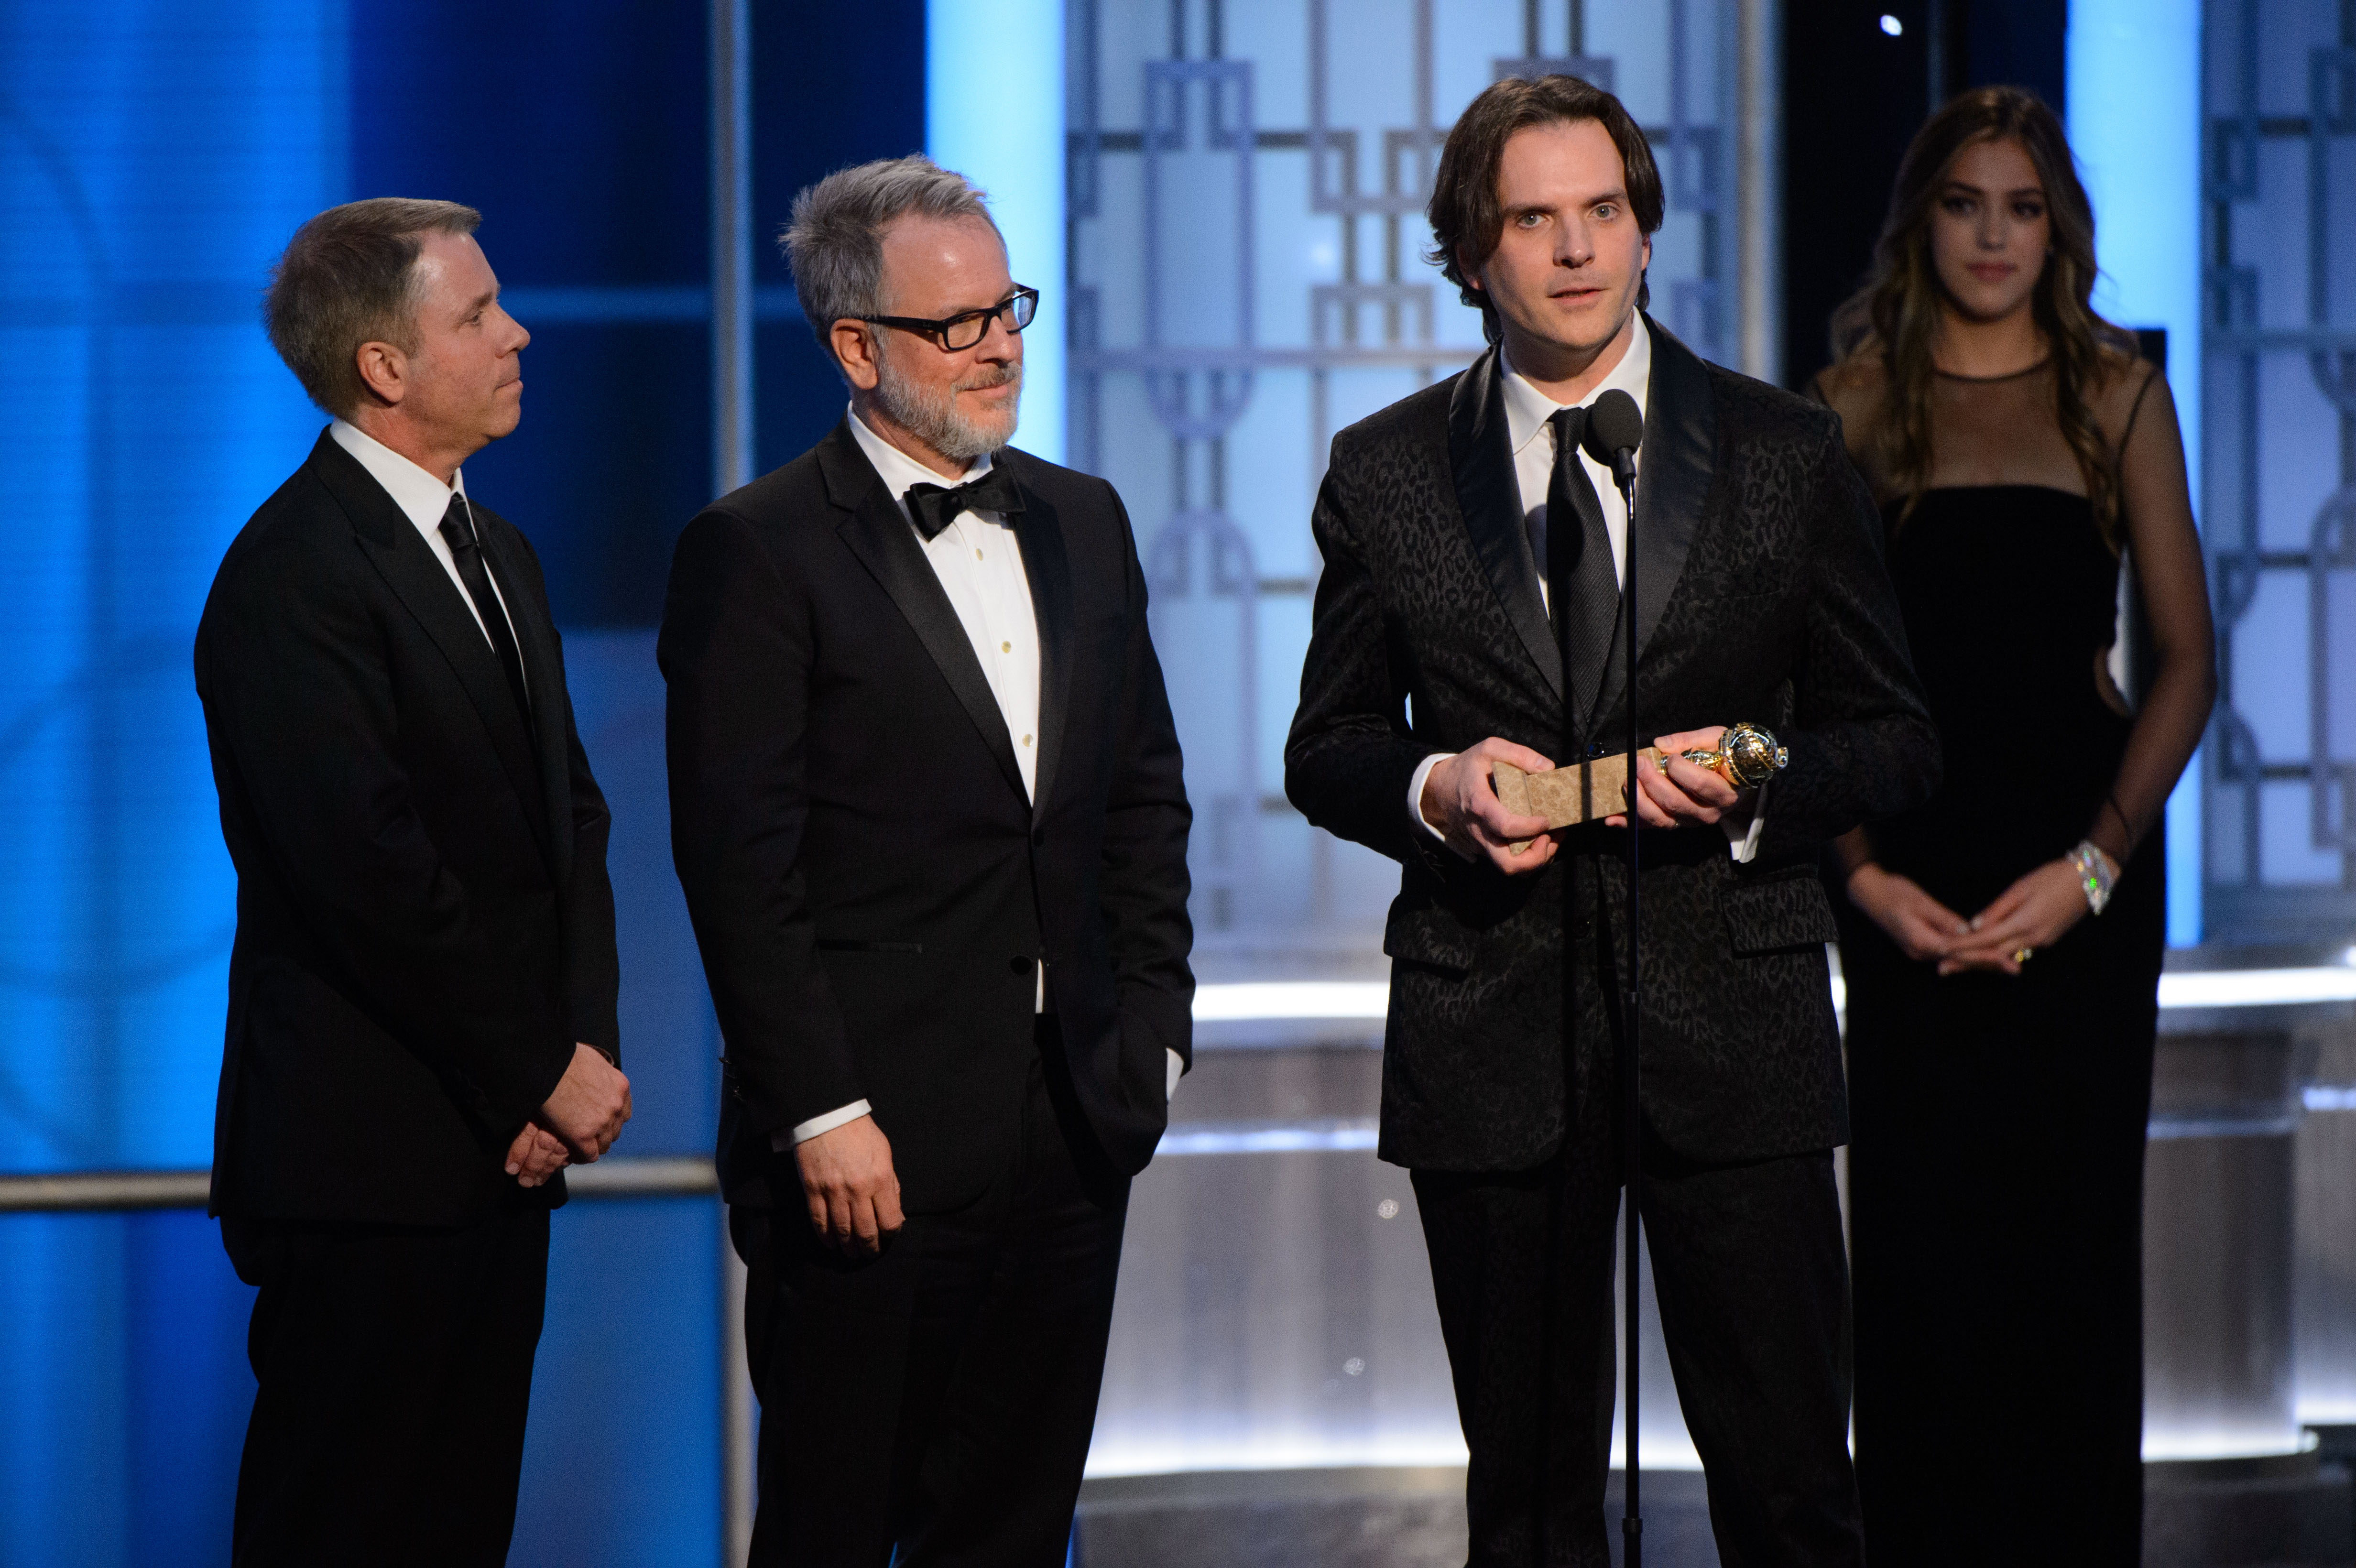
left=1736, top=0, right=1783, bottom=389
left=2068, top=0, right=2204, bottom=947
left=928, top=0, right=1068, bottom=465
left=710, top=0, right=754, bottom=498
left=709, top=5, right=757, bottom=1550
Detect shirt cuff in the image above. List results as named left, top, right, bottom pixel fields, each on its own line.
left=1725, top=777, right=1769, bottom=863
left=1166, top=1047, right=1184, bottom=1102
left=1408, top=752, right=1454, bottom=841
left=771, top=1099, right=873, bottom=1152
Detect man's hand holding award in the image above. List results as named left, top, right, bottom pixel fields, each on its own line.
left=1420, top=723, right=1789, bottom=871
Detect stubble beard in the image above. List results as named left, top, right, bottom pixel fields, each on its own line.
left=873, top=338, right=1023, bottom=463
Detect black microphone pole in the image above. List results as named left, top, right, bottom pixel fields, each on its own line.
left=1584, top=388, right=1647, bottom=1568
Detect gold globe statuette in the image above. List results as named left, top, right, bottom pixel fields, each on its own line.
left=1679, top=721, right=1789, bottom=790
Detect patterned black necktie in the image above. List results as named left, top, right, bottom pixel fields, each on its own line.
left=1546, top=406, right=1623, bottom=724
left=437, top=495, right=534, bottom=734
left=905, top=464, right=1027, bottom=542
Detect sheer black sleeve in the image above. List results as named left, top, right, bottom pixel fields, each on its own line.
left=2095, top=366, right=2216, bottom=860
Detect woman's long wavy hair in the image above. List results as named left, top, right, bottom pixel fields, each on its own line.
left=1830, top=87, right=2136, bottom=546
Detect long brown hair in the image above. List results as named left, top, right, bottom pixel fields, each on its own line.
left=1829, top=87, right=2136, bottom=545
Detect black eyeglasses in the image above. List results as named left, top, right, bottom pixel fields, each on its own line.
left=860, top=285, right=1038, bottom=352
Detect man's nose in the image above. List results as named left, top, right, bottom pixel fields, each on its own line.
left=974, top=310, right=1018, bottom=361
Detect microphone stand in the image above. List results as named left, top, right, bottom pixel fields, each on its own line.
left=1607, top=450, right=1643, bottom=1568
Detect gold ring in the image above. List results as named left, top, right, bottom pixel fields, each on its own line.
left=2011, top=946, right=2034, bottom=964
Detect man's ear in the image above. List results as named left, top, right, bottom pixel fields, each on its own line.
left=1458, top=248, right=1486, bottom=294
left=831, top=319, right=881, bottom=392
left=353, top=340, right=407, bottom=408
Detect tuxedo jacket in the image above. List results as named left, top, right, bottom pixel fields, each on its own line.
left=659, top=421, right=1193, bottom=1213
left=195, top=430, right=620, bottom=1227
left=1285, top=319, right=1938, bottom=1172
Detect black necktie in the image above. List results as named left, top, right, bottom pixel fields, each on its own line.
left=905, top=464, right=1026, bottom=542
left=437, top=495, right=534, bottom=736
left=1545, top=406, right=1623, bottom=725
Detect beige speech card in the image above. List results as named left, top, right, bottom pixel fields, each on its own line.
left=1492, top=748, right=1665, bottom=849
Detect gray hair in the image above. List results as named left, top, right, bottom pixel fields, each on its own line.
left=781, top=155, right=999, bottom=365
left=264, top=197, right=482, bottom=417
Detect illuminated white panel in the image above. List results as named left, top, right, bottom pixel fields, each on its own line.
left=2068, top=0, right=2203, bottom=945
left=1192, top=981, right=1390, bottom=1021
left=2159, top=968, right=2356, bottom=1009
left=2142, top=1427, right=2315, bottom=1462
left=927, top=0, right=1066, bottom=463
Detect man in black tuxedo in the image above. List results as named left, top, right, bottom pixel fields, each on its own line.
left=661, top=156, right=1192, bottom=1564
left=1286, top=78, right=1937, bottom=1566
left=196, top=198, right=632, bottom=1565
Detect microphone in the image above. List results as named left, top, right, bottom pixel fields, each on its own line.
left=1579, top=379, right=1646, bottom=1567
left=1581, top=388, right=1644, bottom=493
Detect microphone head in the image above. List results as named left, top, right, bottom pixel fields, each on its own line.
left=1582, top=389, right=1645, bottom=461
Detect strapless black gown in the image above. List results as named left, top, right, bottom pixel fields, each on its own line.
left=1839, top=486, right=2165, bottom=1567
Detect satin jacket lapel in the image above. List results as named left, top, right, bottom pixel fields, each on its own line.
left=818, top=425, right=1029, bottom=801
left=1009, top=462, right=1074, bottom=821
left=479, top=521, right=573, bottom=882
left=1448, top=346, right=1563, bottom=703
left=1590, top=316, right=1717, bottom=728
left=312, top=436, right=554, bottom=861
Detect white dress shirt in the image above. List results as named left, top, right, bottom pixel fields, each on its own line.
left=782, top=411, right=1183, bottom=1151
left=328, top=418, right=524, bottom=685
left=1406, top=318, right=1766, bottom=861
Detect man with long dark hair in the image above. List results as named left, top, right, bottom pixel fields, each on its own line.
left=1286, top=76, right=1937, bottom=1566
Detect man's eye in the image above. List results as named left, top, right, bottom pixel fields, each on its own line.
left=1516, top=212, right=1544, bottom=228
left=1594, top=204, right=1618, bottom=221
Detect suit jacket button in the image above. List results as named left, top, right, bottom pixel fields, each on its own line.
left=1010, top=955, right=1035, bottom=975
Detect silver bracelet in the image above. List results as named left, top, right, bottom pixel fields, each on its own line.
left=2069, top=840, right=2117, bottom=916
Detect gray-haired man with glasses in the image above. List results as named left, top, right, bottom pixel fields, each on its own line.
left=661, top=155, right=1193, bottom=1564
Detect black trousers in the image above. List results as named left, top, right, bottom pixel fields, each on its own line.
left=1413, top=1131, right=1864, bottom=1568
left=733, top=1018, right=1130, bottom=1567
left=221, top=1198, right=550, bottom=1567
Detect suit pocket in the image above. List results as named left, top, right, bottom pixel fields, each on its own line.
left=1719, top=869, right=1839, bottom=956
left=1383, top=899, right=1479, bottom=975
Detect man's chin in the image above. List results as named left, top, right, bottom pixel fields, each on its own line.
left=1522, top=298, right=1635, bottom=357
left=962, top=405, right=1020, bottom=450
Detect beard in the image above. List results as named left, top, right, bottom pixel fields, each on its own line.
left=873, top=338, right=1023, bottom=462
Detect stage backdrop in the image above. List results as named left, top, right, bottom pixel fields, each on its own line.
left=0, top=3, right=919, bottom=1565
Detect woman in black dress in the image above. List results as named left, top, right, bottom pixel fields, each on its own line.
left=1811, top=88, right=2215, bottom=1565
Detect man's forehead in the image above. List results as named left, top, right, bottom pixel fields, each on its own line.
left=1498, top=120, right=1627, bottom=196
left=414, top=231, right=491, bottom=292
left=880, top=214, right=1009, bottom=304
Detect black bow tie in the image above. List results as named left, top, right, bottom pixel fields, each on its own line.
left=905, top=465, right=1025, bottom=542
